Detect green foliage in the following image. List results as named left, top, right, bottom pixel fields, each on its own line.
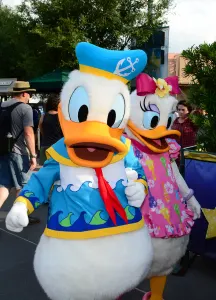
left=0, top=6, right=27, bottom=78
left=182, top=42, right=216, bottom=152
left=0, top=0, right=173, bottom=79
left=0, top=5, right=58, bottom=79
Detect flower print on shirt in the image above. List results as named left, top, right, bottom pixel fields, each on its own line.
left=157, top=199, right=164, bottom=208
left=160, top=207, right=171, bottom=224
left=169, top=142, right=177, bottom=151
left=181, top=210, right=188, bottom=222
left=165, top=224, right=174, bottom=235
left=148, top=187, right=157, bottom=209
left=146, top=158, right=156, bottom=180
left=150, top=206, right=160, bottom=214
left=148, top=179, right=155, bottom=188
left=164, top=181, right=174, bottom=194
left=155, top=199, right=172, bottom=225
left=140, top=153, right=150, bottom=166
left=160, top=157, right=168, bottom=176
left=175, top=188, right=181, bottom=201
left=154, top=227, right=160, bottom=236
left=151, top=199, right=163, bottom=214
left=167, top=138, right=180, bottom=161
left=152, top=225, right=160, bottom=236
left=134, top=148, right=143, bottom=160
left=167, top=164, right=175, bottom=182
left=131, top=139, right=194, bottom=238
left=167, top=164, right=172, bottom=177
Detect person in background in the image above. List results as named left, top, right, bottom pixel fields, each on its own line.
left=172, top=100, right=198, bottom=150
left=32, top=105, right=41, bottom=151
left=0, top=81, right=39, bottom=224
left=32, top=105, right=40, bottom=133
left=39, top=94, right=63, bottom=165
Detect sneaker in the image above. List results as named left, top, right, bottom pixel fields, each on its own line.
left=143, top=292, right=151, bottom=300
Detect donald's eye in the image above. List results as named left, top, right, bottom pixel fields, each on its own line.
left=69, top=87, right=89, bottom=122
left=107, top=94, right=125, bottom=128
left=143, top=111, right=160, bottom=129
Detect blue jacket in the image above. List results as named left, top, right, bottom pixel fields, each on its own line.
left=16, top=136, right=147, bottom=240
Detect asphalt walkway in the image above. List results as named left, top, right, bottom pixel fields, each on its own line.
left=0, top=191, right=216, bottom=300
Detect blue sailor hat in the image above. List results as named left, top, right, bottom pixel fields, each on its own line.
left=75, top=42, right=147, bottom=84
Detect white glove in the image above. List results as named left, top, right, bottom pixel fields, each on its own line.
left=125, top=168, right=147, bottom=208
left=5, top=202, right=29, bottom=232
left=187, top=196, right=201, bottom=220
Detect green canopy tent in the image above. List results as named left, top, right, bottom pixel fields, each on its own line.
left=29, top=69, right=71, bottom=93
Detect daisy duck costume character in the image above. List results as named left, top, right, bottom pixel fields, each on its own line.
left=125, top=73, right=201, bottom=300
left=5, top=43, right=153, bottom=300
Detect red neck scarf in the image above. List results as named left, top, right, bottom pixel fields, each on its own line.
left=94, top=168, right=128, bottom=226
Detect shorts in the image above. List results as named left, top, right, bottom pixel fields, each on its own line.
left=0, top=153, right=32, bottom=190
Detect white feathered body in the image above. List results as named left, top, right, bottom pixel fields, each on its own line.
left=34, top=226, right=153, bottom=300
left=148, top=236, right=189, bottom=278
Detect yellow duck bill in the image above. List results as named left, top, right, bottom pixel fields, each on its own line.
left=58, top=106, right=127, bottom=168
left=128, top=120, right=181, bottom=153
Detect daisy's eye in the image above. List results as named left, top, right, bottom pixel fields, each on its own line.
left=143, top=111, right=160, bottom=129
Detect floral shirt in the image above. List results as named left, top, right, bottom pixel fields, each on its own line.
left=131, top=138, right=194, bottom=238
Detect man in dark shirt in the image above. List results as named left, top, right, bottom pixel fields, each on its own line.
left=0, top=81, right=39, bottom=223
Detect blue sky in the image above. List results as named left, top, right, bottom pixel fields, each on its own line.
left=3, top=0, right=216, bottom=53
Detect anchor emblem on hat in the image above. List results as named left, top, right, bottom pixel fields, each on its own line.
left=114, top=57, right=139, bottom=77
left=76, top=42, right=147, bottom=83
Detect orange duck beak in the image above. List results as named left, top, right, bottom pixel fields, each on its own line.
left=127, top=120, right=181, bottom=153
left=58, top=104, right=127, bottom=168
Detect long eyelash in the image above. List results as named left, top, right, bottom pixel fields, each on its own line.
left=148, top=104, right=153, bottom=111
left=140, top=96, right=147, bottom=112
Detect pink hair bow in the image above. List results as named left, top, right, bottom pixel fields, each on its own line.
left=136, top=73, right=181, bottom=96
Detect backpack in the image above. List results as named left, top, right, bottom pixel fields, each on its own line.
left=0, top=102, right=23, bottom=155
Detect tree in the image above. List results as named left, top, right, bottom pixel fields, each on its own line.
left=0, top=5, right=55, bottom=79
left=182, top=42, right=216, bottom=152
left=0, top=6, right=27, bottom=78
left=18, top=0, right=174, bottom=71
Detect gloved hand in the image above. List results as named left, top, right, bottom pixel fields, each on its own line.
left=125, top=168, right=147, bottom=208
left=187, top=196, right=201, bottom=220
left=5, top=202, right=29, bottom=232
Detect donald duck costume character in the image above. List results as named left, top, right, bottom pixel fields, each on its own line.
left=5, top=43, right=153, bottom=300
left=125, top=74, right=201, bottom=300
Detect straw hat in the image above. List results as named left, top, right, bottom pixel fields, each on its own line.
left=10, top=81, right=36, bottom=93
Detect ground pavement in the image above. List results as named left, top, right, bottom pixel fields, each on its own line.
left=0, top=189, right=216, bottom=300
